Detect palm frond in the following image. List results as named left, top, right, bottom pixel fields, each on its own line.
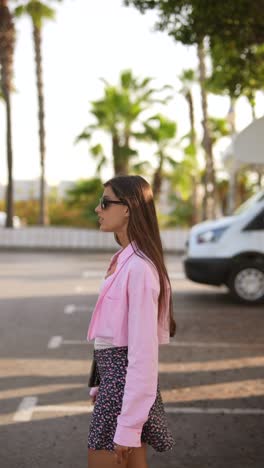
left=14, top=1, right=56, bottom=28
left=74, top=129, right=92, bottom=144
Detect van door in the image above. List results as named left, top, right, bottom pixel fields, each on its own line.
left=227, top=207, right=264, bottom=304
left=243, top=208, right=264, bottom=253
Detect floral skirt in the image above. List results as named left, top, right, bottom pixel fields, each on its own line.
left=87, top=346, right=175, bottom=452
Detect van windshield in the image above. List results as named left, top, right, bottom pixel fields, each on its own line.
left=233, top=191, right=264, bottom=215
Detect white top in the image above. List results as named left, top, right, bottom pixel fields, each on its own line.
left=94, top=336, right=117, bottom=350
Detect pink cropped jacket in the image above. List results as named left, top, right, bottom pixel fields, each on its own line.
left=87, top=241, right=170, bottom=447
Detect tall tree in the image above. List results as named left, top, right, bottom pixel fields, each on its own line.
left=0, top=0, right=15, bottom=227
left=179, top=69, right=196, bottom=150
left=125, top=1, right=264, bottom=48
left=207, top=39, right=264, bottom=114
left=76, top=69, right=172, bottom=176
left=135, top=114, right=178, bottom=199
left=124, top=0, right=218, bottom=218
left=179, top=68, right=200, bottom=223
left=207, top=38, right=264, bottom=196
left=125, top=0, right=264, bottom=218
left=197, top=40, right=216, bottom=219
left=15, top=1, right=60, bottom=225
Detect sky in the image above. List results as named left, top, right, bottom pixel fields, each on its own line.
left=0, top=0, right=263, bottom=186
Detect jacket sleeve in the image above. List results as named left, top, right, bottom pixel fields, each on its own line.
left=89, top=386, right=99, bottom=398
left=113, top=262, right=159, bottom=447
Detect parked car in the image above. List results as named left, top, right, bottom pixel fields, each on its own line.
left=0, top=211, right=22, bottom=228
left=184, top=190, right=264, bottom=304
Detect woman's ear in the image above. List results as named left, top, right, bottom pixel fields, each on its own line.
left=124, top=207, right=130, bottom=218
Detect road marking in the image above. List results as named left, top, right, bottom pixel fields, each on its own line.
left=13, top=396, right=38, bottom=422
left=159, top=356, right=264, bottom=373
left=14, top=402, right=264, bottom=420
left=82, top=271, right=105, bottom=278
left=64, top=304, right=94, bottom=314
left=63, top=340, right=88, bottom=345
left=47, top=336, right=63, bottom=349
left=81, top=271, right=185, bottom=280
left=75, top=286, right=89, bottom=293
left=55, top=339, right=264, bottom=349
left=166, top=407, right=264, bottom=415
left=169, top=341, right=264, bottom=348
left=35, top=405, right=94, bottom=413
left=47, top=337, right=90, bottom=348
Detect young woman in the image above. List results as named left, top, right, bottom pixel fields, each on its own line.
left=87, top=175, right=176, bottom=468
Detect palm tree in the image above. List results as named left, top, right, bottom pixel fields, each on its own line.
left=197, top=40, right=217, bottom=220
left=0, top=0, right=15, bottom=228
left=179, top=69, right=196, bottom=149
left=76, top=69, right=172, bottom=176
left=179, top=68, right=200, bottom=223
left=15, top=1, right=59, bottom=225
left=135, top=114, right=178, bottom=200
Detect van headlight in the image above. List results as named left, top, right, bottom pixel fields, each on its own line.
left=196, top=226, right=229, bottom=244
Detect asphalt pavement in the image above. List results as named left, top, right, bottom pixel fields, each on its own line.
left=0, top=251, right=264, bottom=468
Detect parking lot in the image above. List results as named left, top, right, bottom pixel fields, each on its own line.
left=0, top=251, right=264, bottom=468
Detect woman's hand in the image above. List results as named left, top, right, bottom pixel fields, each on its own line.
left=89, top=386, right=99, bottom=405
left=90, top=394, right=97, bottom=404
left=113, top=443, right=133, bottom=465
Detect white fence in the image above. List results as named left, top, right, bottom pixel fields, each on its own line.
left=0, top=227, right=189, bottom=252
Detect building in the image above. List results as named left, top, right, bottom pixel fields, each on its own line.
left=0, top=180, right=76, bottom=201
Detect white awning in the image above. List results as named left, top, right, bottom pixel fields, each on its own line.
left=222, top=116, right=264, bottom=170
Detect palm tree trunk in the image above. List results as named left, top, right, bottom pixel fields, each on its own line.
left=112, top=134, right=128, bottom=175
left=226, top=98, right=237, bottom=215
left=0, top=0, right=15, bottom=228
left=152, top=152, right=164, bottom=200
left=5, top=90, right=14, bottom=226
left=33, top=23, right=48, bottom=225
left=247, top=96, right=263, bottom=188
left=186, top=90, right=199, bottom=224
left=197, top=40, right=216, bottom=220
left=247, top=92, right=257, bottom=121
left=186, top=90, right=195, bottom=146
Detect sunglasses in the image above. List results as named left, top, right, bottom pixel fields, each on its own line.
left=99, top=197, right=128, bottom=210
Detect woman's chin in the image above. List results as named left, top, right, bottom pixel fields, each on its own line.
left=99, top=224, right=110, bottom=232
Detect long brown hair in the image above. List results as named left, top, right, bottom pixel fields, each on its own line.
left=104, top=175, right=176, bottom=337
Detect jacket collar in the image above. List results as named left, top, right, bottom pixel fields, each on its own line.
left=96, top=241, right=138, bottom=303
left=112, top=240, right=138, bottom=265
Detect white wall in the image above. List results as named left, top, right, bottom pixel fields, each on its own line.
left=0, top=227, right=188, bottom=252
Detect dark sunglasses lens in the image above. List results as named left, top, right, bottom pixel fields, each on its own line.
left=100, top=198, right=108, bottom=209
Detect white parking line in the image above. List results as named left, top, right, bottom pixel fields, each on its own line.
left=82, top=271, right=105, bottom=278
left=166, top=407, right=264, bottom=415
left=169, top=341, right=264, bottom=348
left=63, top=339, right=88, bottom=345
left=35, top=404, right=94, bottom=413
left=47, top=336, right=90, bottom=348
left=81, top=271, right=185, bottom=280
left=75, top=286, right=89, bottom=293
left=14, top=401, right=264, bottom=421
left=47, top=336, right=63, bottom=349
left=13, top=396, right=38, bottom=422
left=64, top=304, right=94, bottom=314
left=49, top=338, right=264, bottom=349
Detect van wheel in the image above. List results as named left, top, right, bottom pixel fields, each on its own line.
left=228, top=262, right=264, bottom=304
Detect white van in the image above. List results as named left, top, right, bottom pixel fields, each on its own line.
left=183, top=190, right=264, bottom=304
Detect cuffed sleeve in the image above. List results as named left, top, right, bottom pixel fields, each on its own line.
left=114, top=425, right=143, bottom=447
left=113, top=262, right=159, bottom=447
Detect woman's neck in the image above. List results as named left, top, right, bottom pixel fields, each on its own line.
left=116, top=232, right=130, bottom=249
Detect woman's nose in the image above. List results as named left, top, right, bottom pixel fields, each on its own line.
left=95, top=204, right=101, bottom=213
